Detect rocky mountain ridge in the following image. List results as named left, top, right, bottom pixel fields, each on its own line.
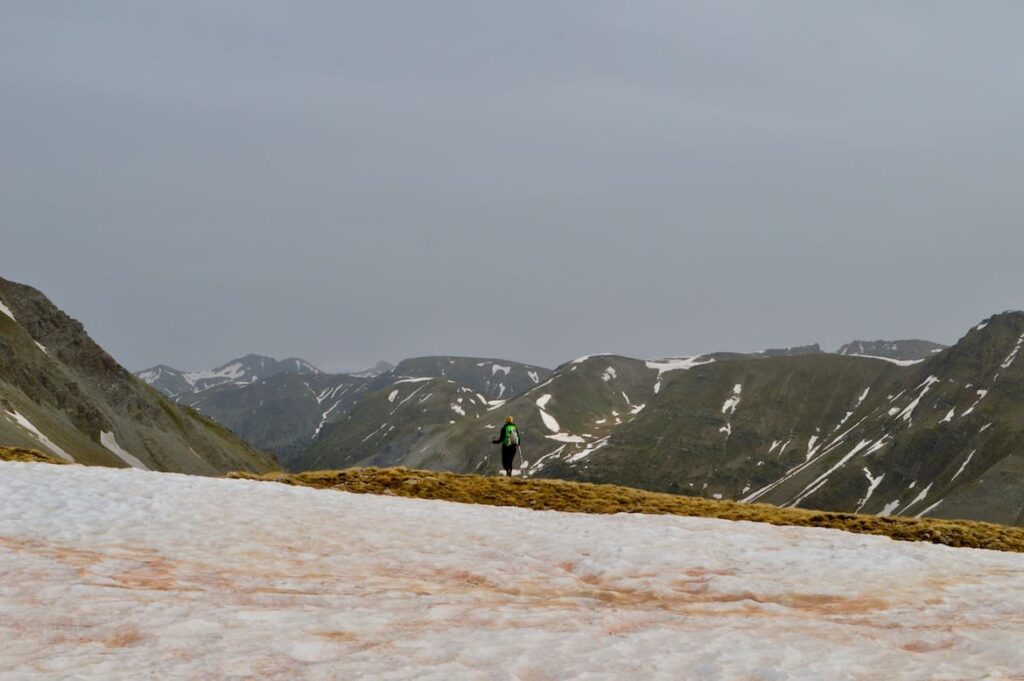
left=0, top=276, right=277, bottom=475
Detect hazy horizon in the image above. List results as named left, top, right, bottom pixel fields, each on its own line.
left=4, top=2, right=1023, bottom=372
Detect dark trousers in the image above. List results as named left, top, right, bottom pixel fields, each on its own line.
left=501, top=446, right=517, bottom=472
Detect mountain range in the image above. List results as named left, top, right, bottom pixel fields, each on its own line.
left=130, top=319, right=1024, bottom=528
left=140, top=355, right=551, bottom=469
left=3, top=272, right=1019, bottom=527
left=136, top=320, right=1024, bottom=526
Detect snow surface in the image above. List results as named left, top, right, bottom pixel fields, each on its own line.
left=1, top=463, right=1023, bottom=680
left=99, top=431, right=149, bottom=470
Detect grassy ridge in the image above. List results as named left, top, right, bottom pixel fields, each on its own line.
left=0, top=446, right=70, bottom=465
left=229, top=467, right=1024, bottom=554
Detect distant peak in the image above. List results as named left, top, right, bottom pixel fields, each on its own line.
left=762, top=344, right=823, bottom=358
left=136, top=354, right=320, bottom=394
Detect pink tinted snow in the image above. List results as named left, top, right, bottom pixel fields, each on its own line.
left=0, top=463, right=1022, bottom=679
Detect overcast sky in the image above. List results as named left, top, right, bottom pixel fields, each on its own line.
left=3, top=2, right=1023, bottom=372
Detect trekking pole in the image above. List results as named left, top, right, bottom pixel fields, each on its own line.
left=519, top=444, right=527, bottom=479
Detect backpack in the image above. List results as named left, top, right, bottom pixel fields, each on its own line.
left=505, top=424, right=519, bottom=447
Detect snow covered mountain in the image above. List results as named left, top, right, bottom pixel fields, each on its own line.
left=147, top=356, right=552, bottom=469
left=138, top=355, right=322, bottom=397
left=129, top=308, right=1024, bottom=526
left=0, top=276, right=277, bottom=475
left=348, top=360, right=395, bottom=378
left=2, top=461, right=1021, bottom=678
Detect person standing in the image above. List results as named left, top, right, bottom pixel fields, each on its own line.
left=492, top=415, right=520, bottom=477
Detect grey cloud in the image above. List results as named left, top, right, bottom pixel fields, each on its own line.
left=2, top=1, right=1022, bottom=371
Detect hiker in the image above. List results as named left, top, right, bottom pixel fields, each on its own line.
left=492, top=415, right=520, bottom=477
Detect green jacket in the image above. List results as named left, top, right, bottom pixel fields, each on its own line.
left=493, top=423, right=519, bottom=450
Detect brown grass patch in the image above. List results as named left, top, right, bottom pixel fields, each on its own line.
left=228, top=467, right=1024, bottom=554
left=0, top=445, right=69, bottom=465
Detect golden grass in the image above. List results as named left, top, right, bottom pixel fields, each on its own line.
left=229, top=467, right=1024, bottom=554
left=0, top=445, right=69, bottom=465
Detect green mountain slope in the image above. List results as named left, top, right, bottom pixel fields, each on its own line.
left=294, top=315, right=1024, bottom=526
left=301, top=377, right=490, bottom=470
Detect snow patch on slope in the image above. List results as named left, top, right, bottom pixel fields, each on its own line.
left=1001, top=332, right=1024, bottom=369
left=895, top=376, right=939, bottom=424
left=951, top=450, right=976, bottom=482
left=0, top=300, right=16, bottom=322
left=856, top=469, right=885, bottom=512
left=845, top=355, right=926, bottom=367
left=545, top=433, right=586, bottom=444
left=961, top=389, right=988, bottom=417
left=646, top=356, right=715, bottom=393
left=100, top=431, right=149, bottom=470
left=4, top=410, right=75, bottom=462
left=721, top=384, right=742, bottom=415
left=539, top=410, right=560, bottom=433
left=567, top=436, right=611, bottom=463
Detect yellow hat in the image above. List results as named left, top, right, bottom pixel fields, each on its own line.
left=505, top=415, right=514, bottom=424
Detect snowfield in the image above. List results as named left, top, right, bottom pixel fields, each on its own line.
left=1, top=464, right=1023, bottom=680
